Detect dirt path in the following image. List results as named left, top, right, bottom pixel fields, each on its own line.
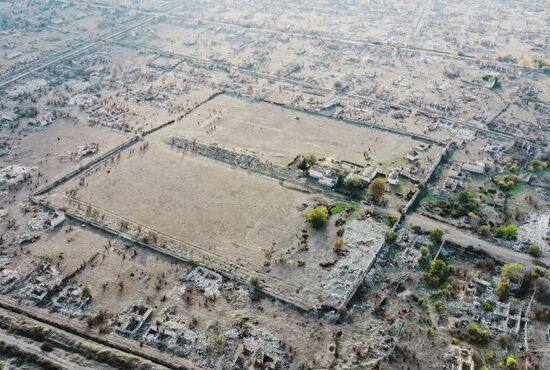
left=406, top=213, right=548, bottom=267
left=0, top=328, right=95, bottom=370
left=0, top=296, right=202, bottom=370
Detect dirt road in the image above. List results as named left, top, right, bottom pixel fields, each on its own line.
left=406, top=213, right=548, bottom=267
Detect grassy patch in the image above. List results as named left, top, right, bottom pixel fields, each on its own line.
left=331, top=203, right=360, bottom=218
left=506, top=182, right=522, bottom=197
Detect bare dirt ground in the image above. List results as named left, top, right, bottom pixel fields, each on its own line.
left=161, top=93, right=441, bottom=172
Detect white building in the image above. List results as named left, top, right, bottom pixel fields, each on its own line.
left=387, top=170, right=400, bottom=185
left=462, top=161, right=486, bottom=174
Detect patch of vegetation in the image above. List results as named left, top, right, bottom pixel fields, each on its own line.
left=81, top=286, right=92, bottom=299
left=429, top=228, right=444, bottom=245
left=249, top=276, right=260, bottom=288
left=466, top=323, right=490, bottom=344
left=492, top=175, right=520, bottom=194
left=368, top=178, right=386, bottom=202
left=527, top=244, right=542, bottom=257
left=425, top=190, right=480, bottom=219
left=331, top=203, right=360, bottom=218
left=501, top=356, right=518, bottom=369
left=424, top=259, right=455, bottom=287
left=298, top=154, right=317, bottom=171
left=493, top=225, right=518, bottom=239
left=40, top=340, right=54, bottom=352
left=482, top=301, right=494, bottom=312
left=306, top=207, right=328, bottom=228
left=333, top=238, right=345, bottom=253
left=384, top=232, right=398, bottom=244
left=386, top=215, right=399, bottom=227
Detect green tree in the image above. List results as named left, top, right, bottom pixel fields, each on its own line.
left=496, top=277, right=511, bottom=301
left=368, top=178, right=386, bottom=202
left=306, top=207, right=328, bottom=228
left=466, top=323, right=489, bottom=344
left=482, top=301, right=494, bottom=312
left=386, top=215, right=399, bottom=227
left=424, top=259, right=455, bottom=286
left=384, top=232, right=398, bottom=244
left=429, top=228, right=444, bottom=244
left=346, top=175, right=366, bottom=194
left=501, top=263, right=525, bottom=283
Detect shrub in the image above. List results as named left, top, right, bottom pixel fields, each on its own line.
left=40, top=341, right=53, bottom=352
left=501, top=263, right=525, bottom=283
left=306, top=207, right=328, bottom=228
left=420, top=247, right=429, bottom=256
left=504, top=356, right=518, bottom=369
left=433, top=300, right=443, bottom=312
left=527, top=244, right=542, bottom=257
left=249, top=276, right=260, bottom=288
left=424, top=259, right=455, bottom=286
left=484, top=351, right=495, bottom=362
left=496, top=277, right=511, bottom=301
left=82, top=286, right=92, bottom=299
left=386, top=215, right=399, bottom=227
left=477, top=225, right=492, bottom=237
left=426, top=327, right=434, bottom=336
left=333, top=238, right=345, bottom=253
left=466, top=323, right=489, bottom=344
left=384, top=232, right=398, bottom=244
left=429, top=229, right=444, bottom=244
left=411, top=225, right=423, bottom=234
left=482, top=301, right=494, bottom=312
left=346, top=176, right=366, bottom=192
left=297, top=260, right=305, bottom=267
left=493, top=225, right=518, bottom=239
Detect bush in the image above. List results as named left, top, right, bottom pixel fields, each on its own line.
left=333, top=238, right=345, bottom=253
left=424, top=259, right=455, bottom=286
left=298, top=155, right=317, bottom=171
left=249, top=276, right=260, bottom=288
left=386, top=215, right=399, bottom=227
left=40, top=341, right=53, bottom=352
left=528, top=244, right=542, bottom=257
left=420, top=247, right=429, bottom=256
left=477, top=225, right=492, bottom=237
left=496, top=277, right=511, bottom=301
left=346, top=176, right=366, bottom=192
left=384, top=232, right=398, bottom=244
left=482, top=301, right=494, bottom=312
left=81, top=286, right=92, bottom=299
left=433, top=300, right=443, bottom=312
left=466, top=323, right=489, bottom=344
left=306, top=207, right=328, bottom=228
left=411, top=225, right=423, bottom=234
left=504, top=356, right=518, bottom=369
left=429, top=228, right=444, bottom=244
left=493, top=225, right=518, bottom=239
left=501, top=263, right=525, bottom=283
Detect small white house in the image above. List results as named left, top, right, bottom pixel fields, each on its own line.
left=387, top=170, right=400, bottom=185
left=360, top=166, right=378, bottom=184
left=462, top=161, right=485, bottom=174
left=406, top=149, right=420, bottom=162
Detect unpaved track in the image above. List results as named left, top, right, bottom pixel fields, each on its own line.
left=406, top=213, right=548, bottom=267
left=0, top=296, right=202, bottom=370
